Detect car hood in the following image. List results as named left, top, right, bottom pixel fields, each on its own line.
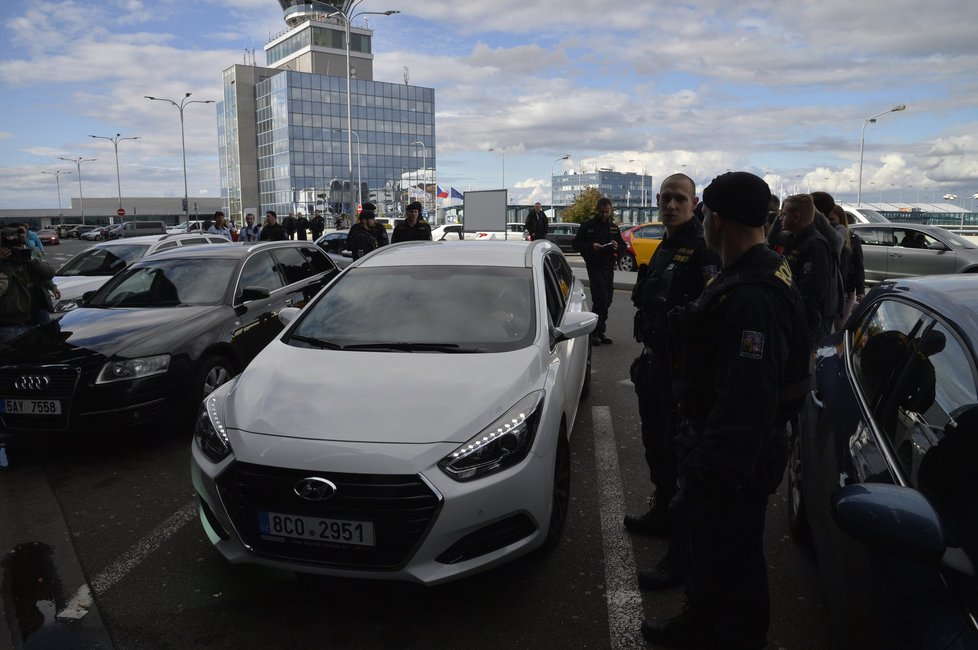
left=53, top=275, right=112, bottom=299
left=226, top=338, right=545, bottom=444
left=51, top=305, right=222, bottom=358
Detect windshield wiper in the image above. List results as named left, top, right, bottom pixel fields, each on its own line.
left=290, top=334, right=344, bottom=350
left=342, top=342, right=484, bottom=353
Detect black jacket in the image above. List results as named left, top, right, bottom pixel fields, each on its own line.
left=524, top=209, right=549, bottom=241
left=572, top=217, right=626, bottom=269
left=259, top=223, right=287, bottom=241
left=780, top=223, right=835, bottom=342
left=348, top=222, right=388, bottom=259
left=391, top=220, right=432, bottom=243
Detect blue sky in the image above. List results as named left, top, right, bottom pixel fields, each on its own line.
left=2, top=0, right=977, bottom=210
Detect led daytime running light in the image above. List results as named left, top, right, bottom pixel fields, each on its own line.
left=450, top=412, right=528, bottom=459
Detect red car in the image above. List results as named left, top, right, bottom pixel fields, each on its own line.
left=37, top=229, right=60, bottom=245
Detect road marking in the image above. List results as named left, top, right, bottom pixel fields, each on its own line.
left=592, top=405, right=644, bottom=649
left=58, top=500, right=197, bottom=620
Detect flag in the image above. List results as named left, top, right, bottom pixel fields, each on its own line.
left=437, top=185, right=449, bottom=199
left=451, top=187, right=463, bottom=200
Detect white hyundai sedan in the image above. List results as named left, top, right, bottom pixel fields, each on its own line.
left=191, top=239, right=596, bottom=585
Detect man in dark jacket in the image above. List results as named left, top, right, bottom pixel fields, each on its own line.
left=259, top=211, right=287, bottom=241
left=295, top=213, right=309, bottom=241
left=779, top=194, right=835, bottom=343
left=283, top=213, right=297, bottom=240
left=0, top=228, right=56, bottom=344
left=347, top=203, right=386, bottom=259
left=642, top=172, right=809, bottom=649
left=625, top=174, right=720, bottom=592
left=310, top=212, right=325, bottom=240
left=391, top=201, right=432, bottom=243
left=572, top=197, right=626, bottom=345
left=524, top=202, right=549, bottom=241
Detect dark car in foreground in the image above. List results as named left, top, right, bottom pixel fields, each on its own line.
left=790, top=275, right=978, bottom=649
left=851, top=223, right=978, bottom=285
left=0, top=241, right=339, bottom=435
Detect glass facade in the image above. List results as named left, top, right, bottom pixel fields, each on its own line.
left=252, top=71, right=435, bottom=217
left=553, top=170, right=656, bottom=209
left=265, top=25, right=371, bottom=66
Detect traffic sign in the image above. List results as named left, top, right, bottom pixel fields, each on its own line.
left=117, top=208, right=126, bottom=217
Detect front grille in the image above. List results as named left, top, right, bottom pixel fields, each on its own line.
left=216, top=462, right=442, bottom=571
left=0, top=364, right=83, bottom=432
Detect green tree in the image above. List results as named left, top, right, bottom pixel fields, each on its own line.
left=559, top=187, right=603, bottom=224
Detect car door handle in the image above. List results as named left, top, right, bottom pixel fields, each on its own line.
left=285, top=298, right=295, bottom=306
left=810, top=390, right=824, bottom=409
left=889, top=252, right=902, bottom=258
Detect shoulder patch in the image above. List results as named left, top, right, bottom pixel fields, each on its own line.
left=774, top=259, right=793, bottom=286
left=740, top=330, right=766, bottom=359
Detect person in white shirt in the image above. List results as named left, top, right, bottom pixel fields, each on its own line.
left=207, top=211, right=233, bottom=240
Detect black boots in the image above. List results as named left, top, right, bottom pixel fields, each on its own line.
left=637, top=548, right=686, bottom=591
left=623, top=498, right=669, bottom=536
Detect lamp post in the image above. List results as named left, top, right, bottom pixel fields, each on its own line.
left=857, top=104, right=906, bottom=206
left=324, top=4, right=400, bottom=214
left=488, top=148, right=505, bottom=189
left=89, top=133, right=139, bottom=216
left=144, top=93, right=215, bottom=225
left=412, top=140, right=426, bottom=215
left=551, top=155, right=570, bottom=218
left=334, top=129, right=361, bottom=211
left=58, top=157, right=96, bottom=225
left=41, top=170, right=72, bottom=220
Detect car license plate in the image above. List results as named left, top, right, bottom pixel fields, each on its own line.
left=0, top=399, right=62, bottom=415
left=258, top=511, right=375, bottom=546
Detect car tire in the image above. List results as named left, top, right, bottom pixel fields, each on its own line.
left=787, top=427, right=811, bottom=545
left=580, top=341, right=592, bottom=400
left=540, top=429, right=571, bottom=553
left=93, top=234, right=101, bottom=241
left=617, top=253, right=636, bottom=273
left=193, top=354, right=236, bottom=406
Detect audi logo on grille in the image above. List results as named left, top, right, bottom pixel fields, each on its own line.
left=14, top=375, right=50, bottom=391
left=293, top=477, right=337, bottom=501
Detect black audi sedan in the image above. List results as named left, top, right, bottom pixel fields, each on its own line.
left=790, top=274, right=978, bottom=649
left=0, top=241, right=338, bottom=435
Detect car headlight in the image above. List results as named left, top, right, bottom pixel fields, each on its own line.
left=194, top=395, right=233, bottom=463
left=439, top=391, right=545, bottom=482
left=96, top=355, right=170, bottom=384
left=54, top=297, right=83, bottom=312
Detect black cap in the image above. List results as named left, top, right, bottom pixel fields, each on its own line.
left=702, top=172, right=771, bottom=227
left=406, top=201, right=423, bottom=213
left=361, top=202, right=377, bottom=214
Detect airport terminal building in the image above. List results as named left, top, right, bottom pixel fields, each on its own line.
left=217, top=0, right=436, bottom=221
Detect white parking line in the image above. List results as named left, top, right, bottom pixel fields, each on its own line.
left=58, top=500, right=197, bottom=620
left=592, top=406, right=644, bottom=649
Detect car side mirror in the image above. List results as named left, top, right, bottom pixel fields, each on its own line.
left=81, top=290, right=96, bottom=305
left=278, top=307, right=301, bottom=325
left=239, top=285, right=271, bottom=303
left=552, top=311, right=598, bottom=344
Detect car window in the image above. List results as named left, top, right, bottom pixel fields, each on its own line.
left=850, top=298, right=927, bottom=410
left=206, top=236, right=230, bottom=244
left=237, top=251, right=285, bottom=296
left=90, top=258, right=237, bottom=306
left=56, top=244, right=151, bottom=276
left=853, top=228, right=893, bottom=246
left=272, top=247, right=314, bottom=285
left=893, top=229, right=941, bottom=249
left=180, top=237, right=209, bottom=245
left=155, top=241, right=178, bottom=251
left=543, top=264, right=566, bottom=327
left=545, top=253, right=573, bottom=302
left=298, top=246, right=334, bottom=275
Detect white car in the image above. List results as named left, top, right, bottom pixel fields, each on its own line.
left=472, top=222, right=527, bottom=240
left=52, top=233, right=232, bottom=311
left=430, top=224, right=465, bottom=240
left=191, top=239, right=596, bottom=585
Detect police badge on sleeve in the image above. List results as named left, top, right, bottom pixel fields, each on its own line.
left=740, top=330, right=765, bottom=359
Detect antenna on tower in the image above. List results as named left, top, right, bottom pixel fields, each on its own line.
left=403, top=66, right=409, bottom=86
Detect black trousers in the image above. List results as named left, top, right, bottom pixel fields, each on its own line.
left=586, top=264, right=615, bottom=336
left=632, top=353, right=678, bottom=502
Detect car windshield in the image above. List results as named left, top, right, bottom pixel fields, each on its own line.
left=56, top=244, right=151, bottom=277
left=289, top=265, right=535, bottom=352
left=89, top=258, right=237, bottom=307
left=936, top=230, right=976, bottom=249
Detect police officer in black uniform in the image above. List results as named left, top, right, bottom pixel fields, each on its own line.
left=391, top=201, right=432, bottom=243
left=347, top=203, right=386, bottom=260
left=572, top=197, right=626, bottom=345
left=778, top=193, right=835, bottom=344
left=641, top=172, right=809, bottom=649
left=624, top=173, right=719, bottom=591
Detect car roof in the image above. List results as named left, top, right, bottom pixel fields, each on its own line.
left=872, top=276, right=978, bottom=345
left=355, top=240, right=556, bottom=269
left=131, top=240, right=320, bottom=262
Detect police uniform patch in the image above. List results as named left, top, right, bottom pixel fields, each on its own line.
left=803, top=261, right=813, bottom=274
left=740, top=330, right=765, bottom=359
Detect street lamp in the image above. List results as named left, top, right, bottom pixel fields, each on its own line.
left=89, top=133, right=140, bottom=216
left=324, top=4, right=400, bottom=214
left=412, top=140, right=426, bottom=215
left=551, top=155, right=570, bottom=217
left=58, top=157, right=96, bottom=225
left=41, top=170, right=72, bottom=220
left=333, top=129, right=362, bottom=211
left=857, top=104, right=906, bottom=206
left=144, top=93, right=215, bottom=224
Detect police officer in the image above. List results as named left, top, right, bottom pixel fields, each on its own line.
left=778, top=194, right=835, bottom=344
left=641, top=172, right=809, bottom=648
left=391, top=201, right=432, bottom=243
left=572, top=197, right=626, bottom=345
left=347, top=203, right=387, bottom=259
left=624, top=173, right=719, bottom=591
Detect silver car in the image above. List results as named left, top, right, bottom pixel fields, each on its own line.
left=851, top=223, right=978, bottom=284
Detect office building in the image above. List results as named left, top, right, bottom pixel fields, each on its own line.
left=552, top=169, right=655, bottom=210
left=218, top=0, right=435, bottom=220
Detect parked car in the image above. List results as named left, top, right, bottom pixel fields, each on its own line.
left=543, top=222, right=580, bottom=252
left=56, top=224, right=83, bottom=238
left=618, top=222, right=665, bottom=272
left=430, top=224, right=465, bottom=241
left=850, top=223, right=978, bottom=284
left=103, top=224, right=125, bottom=240
left=52, top=233, right=234, bottom=312
left=472, top=223, right=527, bottom=240
left=118, top=221, right=168, bottom=238
left=191, top=239, right=596, bottom=585
left=80, top=226, right=109, bottom=241
left=0, top=241, right=339, bottom=435
left=36, top=229, right=59, bottom=245
left=838, top=203, right=891, bottom=225
left=790, top=275, right=978, bottom=648
left=314, top=230, right=347, bottom=253
left=69, top=225, right=100, bottom=239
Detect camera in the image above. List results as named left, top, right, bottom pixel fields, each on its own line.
left=0, top=228, right=32, bottom=264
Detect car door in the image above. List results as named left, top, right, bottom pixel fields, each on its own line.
left=543, top=253, right=587, bottom=419
left=853, top=227, right=892, bottom=283
left=231, top=250, right=288, bottom=363
left=270, top=245, right=338, bottom=310
left=886, top=227, right=958, bottom=279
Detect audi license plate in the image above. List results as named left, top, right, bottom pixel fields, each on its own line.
left=1, top=399, right=62, bottom=415
left=259, top=511, right=375, bottom=546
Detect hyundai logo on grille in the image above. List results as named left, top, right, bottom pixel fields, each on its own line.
left=14, top=375, right=50, bottom=391
left=293, top=477, right=337, bottom=501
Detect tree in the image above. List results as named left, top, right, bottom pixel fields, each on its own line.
left=559, top=187, right=603, bottom=224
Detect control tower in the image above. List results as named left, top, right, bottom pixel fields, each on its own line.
left=266, top=0, right=374, bottom=79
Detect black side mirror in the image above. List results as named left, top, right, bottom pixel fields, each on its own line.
left=239, top=285, right=271, bottom=303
